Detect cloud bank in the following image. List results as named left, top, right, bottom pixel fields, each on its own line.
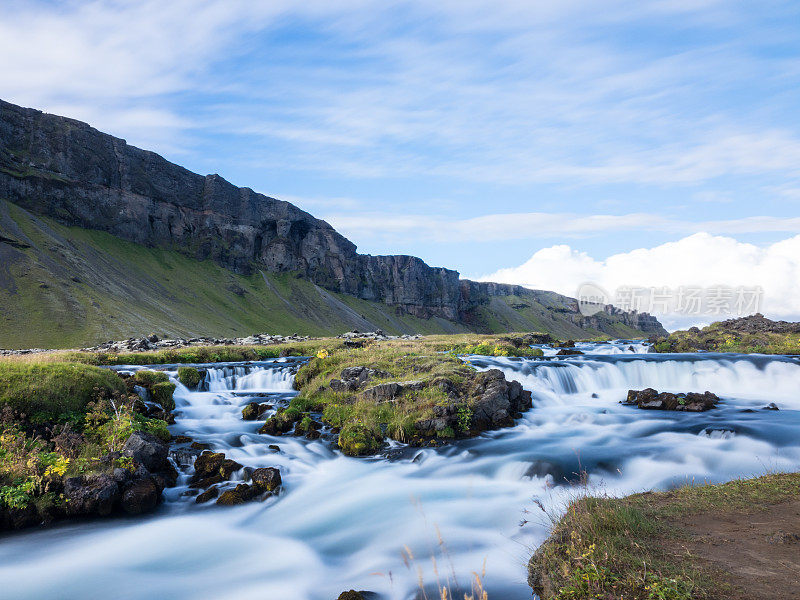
left=481, top=233, right=800, bottom=328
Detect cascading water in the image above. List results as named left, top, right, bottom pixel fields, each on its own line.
left=1, top=346, right=799, bottom=600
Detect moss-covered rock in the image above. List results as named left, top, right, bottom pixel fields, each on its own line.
left=133, top=370, right=169, bottom=385
left=216, top=483, right=259, bottom=505
left=177, top=366, right=202, bottom=389
left=258, top=407, right=301, bottom=435
left=338, top=423, right=382, bottom=456
left=150, top=382, right=176, bottom=411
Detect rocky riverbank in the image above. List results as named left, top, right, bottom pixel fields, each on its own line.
left=0, top=364, right=178, bottom=530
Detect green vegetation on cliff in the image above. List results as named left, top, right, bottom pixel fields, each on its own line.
left=0, top=198, right=659, bottom=349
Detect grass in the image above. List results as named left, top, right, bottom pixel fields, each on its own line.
left=0, top=362, right=126, bottom=419
left=529, top=472, right=800, bottom=600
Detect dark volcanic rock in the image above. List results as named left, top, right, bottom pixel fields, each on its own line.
left=121, top=478, right=160, bottom=515
left=63, top=474, right=120, bottom=517
left=251, top=467, right=282, bottom=492
left=556, top=348, right=584, bottom=356
left=122, top=431, right=169, bottom=472
left=216, top=483, right=260, bottom=506
left=624, top=388, right=720, bottom=412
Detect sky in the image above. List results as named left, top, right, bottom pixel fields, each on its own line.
left=1, top=0, right=799, bottom=327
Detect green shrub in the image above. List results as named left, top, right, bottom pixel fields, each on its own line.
left=151, top=382, right=176, bottom=411
left=177, top=366, right=202, bottom=389
left=0, top=363, right=125, bottom=419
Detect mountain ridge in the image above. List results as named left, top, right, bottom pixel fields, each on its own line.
left=0, top=98, right=666, bottom=346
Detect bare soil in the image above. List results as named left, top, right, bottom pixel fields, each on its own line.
left=666, top=500, right=800, bottom=599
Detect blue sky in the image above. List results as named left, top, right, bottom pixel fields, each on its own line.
left=2, top=0, right=800, bottom=324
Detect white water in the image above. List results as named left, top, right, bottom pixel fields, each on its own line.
left=1, top=349, right=799, bottom=599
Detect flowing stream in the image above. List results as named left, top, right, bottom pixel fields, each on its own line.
left=1, top=347, right=799, bottom=599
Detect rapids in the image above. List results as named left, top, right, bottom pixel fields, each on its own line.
left=1, top=347, right=799, bottom=599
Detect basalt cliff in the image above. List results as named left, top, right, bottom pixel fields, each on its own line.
left=0, top=99, right=665, bottom=347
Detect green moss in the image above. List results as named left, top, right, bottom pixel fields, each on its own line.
left=150, top=382, right=176, bottom=411
left=338, top=423, right=382, bottom=456
left=133, top=370, right=169, bottom=385
left=0, top=363, right=125, bottom=419
left=177, top=366, right=202, bottom=388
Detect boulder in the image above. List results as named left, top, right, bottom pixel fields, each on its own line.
left=122, top=431, right=169, bottom=472
left=63, top=474, right=120, bottom=517
left=624, top=388, right=720, bottom=411
left=216, top=483, right=259, bottom=506
left=121, top=478, right=160, bottom=514
left=195, top=486, right=220, bottom=504
left=337, top=592, right=367, bottom=600
left=251, top=467, right=281, bottom=492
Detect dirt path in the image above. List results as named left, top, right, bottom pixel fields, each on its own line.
left=668, top=500, right=800, bottom=599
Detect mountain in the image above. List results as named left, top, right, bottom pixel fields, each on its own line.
left=0, top=99, right=666, bottom=348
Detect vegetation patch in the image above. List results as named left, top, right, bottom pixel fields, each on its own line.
left=285, top=336, right=533, bottom=455
left=652, top=314, right=800, bottom=354
left=529, top=472, right=800, bottom=600
left=0, top=363, right=125, bottom=419
left=177, top=366, right=202, bottom=389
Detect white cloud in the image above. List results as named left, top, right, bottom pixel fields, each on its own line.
left=481, top=233, right=800, bottom=328
left=325, top=211, right=800, bottom=243
left=3, top=0, right=800, bottom=189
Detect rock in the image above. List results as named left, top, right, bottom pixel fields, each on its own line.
left=216, top=483, right=259, bottom=506
left=763, top=403, right=780, bottom=410
left=63, top=474, right=120, bottom=517
left=624, top=388, right=720, bottom=411
left=251, top=467, right=281, bottom=492
left=191, top=451, right=242, bottom=488
left=361, top=382, right=403, bottom=402
left=190, top=441, right=211, bottom=451
left=242, top=402, right=261, bottom=420
left=195, top=486, right=219, bottom=503
left=242, top=402, right=271, bottom=420
left=268, top=444, right=281, bottom=452
left=122, top=431, right=169, bottom=472
left=258, top=410, right=300, bottom=435
left=337, top=592, right=368, bottom=600
left=556, top=348, right=584, bottom=356
left=121, top=478, right=160, bottom=514
left=220, top=459, right=244, bottom=479
left=177, top=366, right=202, bottom=389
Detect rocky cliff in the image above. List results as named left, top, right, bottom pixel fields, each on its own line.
left=0, top=99, right=665, bottom=336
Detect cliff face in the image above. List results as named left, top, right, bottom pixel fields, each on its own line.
left=0, top=99, right=665, bottom=334
left=0, top=99, right=466, bottom=319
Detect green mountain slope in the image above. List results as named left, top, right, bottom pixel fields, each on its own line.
left=0, top=199, right=652, bottom=348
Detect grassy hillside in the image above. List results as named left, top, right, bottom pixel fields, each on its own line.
left=0, top=199, right=648, bottom=348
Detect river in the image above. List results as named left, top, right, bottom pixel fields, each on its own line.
left=1, top=343, right=798, bottom=599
